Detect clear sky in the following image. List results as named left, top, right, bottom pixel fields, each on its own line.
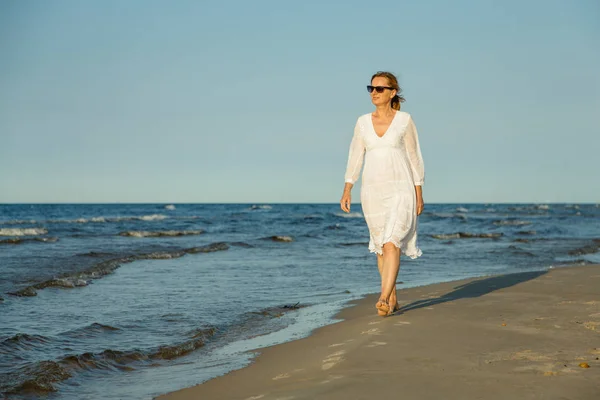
left=1, top=0, right=598, bottom=204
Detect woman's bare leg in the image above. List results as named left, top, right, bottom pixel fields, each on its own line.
left=377, top=242, right=401, bottom=314
left=377, top=253, right=398, bottom=310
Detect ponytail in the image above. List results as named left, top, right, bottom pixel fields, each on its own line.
left=391, top=95, right=401, bottom=110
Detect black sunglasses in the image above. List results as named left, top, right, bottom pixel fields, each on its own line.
left=367, top=85, right=395, bottom=93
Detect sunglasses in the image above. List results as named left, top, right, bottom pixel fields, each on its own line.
left=367, top=85, right=395, bottom=93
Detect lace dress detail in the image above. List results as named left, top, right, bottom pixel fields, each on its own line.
left=344, top=111, right=425, bottom=258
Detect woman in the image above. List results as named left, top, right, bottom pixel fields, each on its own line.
left=340, top=71, right=425, bottom=317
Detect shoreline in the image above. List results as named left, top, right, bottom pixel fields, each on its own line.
left=156, top=264, right=600, bottom=400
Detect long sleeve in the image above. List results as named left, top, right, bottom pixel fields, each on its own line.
left=344, top=119, right=366, bottom=184
left=404, top=115, right=425, bottom=186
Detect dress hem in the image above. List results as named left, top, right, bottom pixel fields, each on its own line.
left=368, top=241, right=422, bottom=259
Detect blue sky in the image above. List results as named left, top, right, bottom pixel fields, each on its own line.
left=1, top=0, right=598, bottom=203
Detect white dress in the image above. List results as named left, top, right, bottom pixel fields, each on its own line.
left=344, top=111, right=425, bottom=258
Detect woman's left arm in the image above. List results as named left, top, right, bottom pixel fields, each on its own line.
left=405, top=115, right=425, bottom=215
left=414, top=185, right=424, bottom=216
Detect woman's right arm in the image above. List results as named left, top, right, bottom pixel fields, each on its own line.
left=341, top=120, right=365, bottom=212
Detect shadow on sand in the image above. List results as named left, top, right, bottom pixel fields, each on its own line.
left=395, top=269, right=549, bottom=316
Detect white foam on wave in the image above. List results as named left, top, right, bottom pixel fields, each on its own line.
left=137, top=214, right=167, bottom=221
left=56, top=217, right=107, bottom=224
left=3, top=214, right=171, bottom=226
left=0, top=228, right=48, bottom=236
left=2, top=219, right=37, bottom=225
left=334, top=212, right=363, bottom=218
left=165, top=204, right=176, bottom=210
left=493, top=220, right=531, bottom=226
left=119, top=230, right=204, bottom=238
left=537, top=204, right=550, bottom=210
left=250, top=205, right=272, bottom=210
left=456, top=207, right=468, bottom=213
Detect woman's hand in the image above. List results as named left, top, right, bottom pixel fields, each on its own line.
left=416, top=196, right=424, bottom=216
left=340, top=190, right=352, bottom=213
left=415, top=185, right=424, bottom=216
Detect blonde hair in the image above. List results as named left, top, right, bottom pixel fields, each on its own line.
left=371, top=71, right=405, bottom=110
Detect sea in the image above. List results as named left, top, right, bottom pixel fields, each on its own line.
left=1, top=203, right=599, bottom=399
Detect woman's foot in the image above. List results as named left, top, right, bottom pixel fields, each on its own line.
left=389, top=292, right=400, bottom=313
left=376, top=299, right=390, bottom=316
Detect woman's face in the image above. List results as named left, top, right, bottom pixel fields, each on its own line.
left=370, top=77, right=397, bottom=107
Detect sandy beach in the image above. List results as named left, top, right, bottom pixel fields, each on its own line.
left=157, top=264, right=600, bottom=400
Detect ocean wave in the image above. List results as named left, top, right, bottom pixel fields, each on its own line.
left=249, top=205, right=272, bottom=210
left=136, top=214, right=167, bottom=221
left=0, top=303, right=305, bottom=397
left=61, top=323, right=120, bottom=338
left=152, top=328, right=216, bottom=360
left=493, top=220, right=532, bottom=226
left=249, top=303, right=305, bottom=318
left=0, top=219, right=37, bottom=225
left=516, top=230, right=536, bottom=235
left=568, top=239, right=600, bottom=256
left=326, top=224, right=344, bottom=230
left=230, top=241, right=254, bottom=248
left=165, top=204, right=176, bottom=210
left=58, top=326, right=215, bottom=372
left=0, top=236, right=58, bottom=245
left=303, top=214, right=325, bottom=220
left=118, top=230, right=204, bottom=238
left=0, top=361, right=71, bottom=395
left=431, top=232, right=503, bottom=240
left=339, top=241, right=369, bottom=247
left=490, top=246, right=535, bottom=257
left=0, top=228, right=48, bottom=236
left=429, top=213, right=468, bottom=220
left=2, top=214, right=175, bottom=226
left=333, top=212, right=363, bottom=218
left=76, top=251, right=114, bottom=257
left=7, top=242, right=230, bottom=297
left=263, top=235, right=294, bottom=242
left=456, top=207, right=468, bottom=213
left=1, top=333, right=52, bottom=352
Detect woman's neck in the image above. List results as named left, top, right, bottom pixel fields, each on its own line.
left=373, top=105, right=395, bottom=117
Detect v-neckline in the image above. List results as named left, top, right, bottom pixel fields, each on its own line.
left=370, top=111, right=397, bottom=139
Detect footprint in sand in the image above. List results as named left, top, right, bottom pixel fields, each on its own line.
left=272, top=373, right=291, bottom=380
left=367, top=341, right=387, bottom=348
left=320, top=375, right=344, bottom=384
left=322, top=350, right=345, bottom=370
left=582, top=321, right=599, bottom=331
left=510, top=350, right=551, bottom=361
left=361, top=328, right=381, bottom=335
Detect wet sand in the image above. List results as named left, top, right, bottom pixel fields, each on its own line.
left=157, top=265, right=600, bottom=400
